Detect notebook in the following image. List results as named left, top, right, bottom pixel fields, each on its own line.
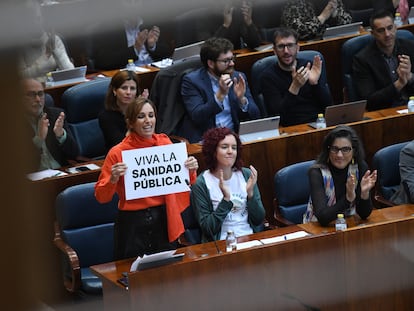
left=172, top=41, right=204, bottom=62
left=50, top=65, right=88, bottom=86
left=408, top=7, right=414, bottom=24
left=322, top=21, right=363, bottom=40
left=308, top=100, right=367, bottom=128
left=239, top=116, right=280, bottom=143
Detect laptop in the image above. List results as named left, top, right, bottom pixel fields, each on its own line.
left=172, top=40, right=204, bottom=63
left=408, top=7, right=414, bottom=24
left=50, top=65, right=88, bottom=86
left=322, top=21, right=363, bottom=40
left=239, top=116, right=280, bottom=143
left=308, top=100, right=367, bottom=128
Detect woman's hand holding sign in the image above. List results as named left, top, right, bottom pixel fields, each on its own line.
left=110, top=162, right=127, bottom=184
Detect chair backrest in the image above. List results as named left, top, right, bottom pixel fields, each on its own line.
left=181, top=205, right=201, bottom=245
left=55, top=182, right=118, bottom=268
left=274, top=160, right=315, bottom=224
left=173, top=7, right=219, bottom=47
left=149, top=55, right=202, bottom=136
left=372, top=141, right=409, bottom=201
left=251, top=50, right=327, bottom=118
left=44, top=92, right=54, bottom=107
left=61, top=78, right=110, bottom=159
left=342, top=30, right=414, bottom=102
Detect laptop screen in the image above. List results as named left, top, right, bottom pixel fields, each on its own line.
left=50, top=66, right=87, bottom=86
left=239, top=116, right=280, bottom=143
left=323, top=22, right=363, bottom=40
left=172, top=41, right=204, bottom=62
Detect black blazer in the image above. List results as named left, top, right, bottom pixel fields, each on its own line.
left=352, top=38, right=414, bottom=110
left=25, top=106, right=79, bottom=173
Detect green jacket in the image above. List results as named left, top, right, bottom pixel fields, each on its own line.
left=190, top=167, right=265, bottom=242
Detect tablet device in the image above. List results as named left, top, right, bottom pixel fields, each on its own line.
left=322, top=22, right=363, bottom=40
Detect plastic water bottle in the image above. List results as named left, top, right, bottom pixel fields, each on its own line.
left=395, top=13, right=403, bottom=27
left=315, top=113, right=327, bottom=129
left=408, top=96, right=414, bottom=113
left=126, top=59, right=135, bottom=71
left=225, top=230, right=237, bottom=252
left=335, top=214, right=347, bottom=231
left=45, top=72, right=53, bottom=87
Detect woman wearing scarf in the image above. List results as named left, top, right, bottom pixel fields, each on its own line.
left=95, top=97, right=198, bottom=260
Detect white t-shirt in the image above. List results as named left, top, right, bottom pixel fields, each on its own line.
left=203, top=170, right=253, bottom=239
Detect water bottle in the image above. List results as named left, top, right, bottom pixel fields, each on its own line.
left=45, top=72, right=53, bottom=87
left=315, top=113, right=327, bottom=129
left=335, top=213, right=347, bottom=231
left=126, top=59, right=135, bottom=71
left=395, top=13, right=403, bottom=27
left=408, top=96, right=414, bottom=113
left=225, top=230, right=237, bottom=252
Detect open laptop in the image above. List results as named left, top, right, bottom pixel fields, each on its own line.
left=322, top=21, right=363, bottom=40
left=50, top=65, right=88, bottom=86
left=408, top=7, right=414, bottom=24
left=239, top=116, right=280, bottom=143
left=172, top=40, right=204, bottom=63
left=309, top=100, right=367, bottom=128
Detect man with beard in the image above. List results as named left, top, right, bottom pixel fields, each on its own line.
left=180, top=37, right=260, bottom=143
left=352, top=9, right=414, bottom=111
left=260, top=28, right=332, bottom=126
left=22, top=78, right=79, bottom=173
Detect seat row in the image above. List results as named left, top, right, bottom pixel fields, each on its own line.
left=52, top=139, right=410, bottom=296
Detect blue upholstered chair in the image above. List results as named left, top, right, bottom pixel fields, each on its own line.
left=61, top=78, right=110, bottom=160
left=53, top=182, right=118, bottom=295
left=44, top=92, right=54, bottom=107
left=273, top=160, right=315, bottom=226
left=341, top=30, right=414, bottom=102
left=372, top=141, right=409, bottom=208
left=251, top=50, right=328, bottom=118
left=179, top=205, right=202, bottom=245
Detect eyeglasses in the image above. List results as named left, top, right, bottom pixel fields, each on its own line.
left=216, top=56, right=236, bottom=65
left=25, top=91, right=45, bottom=99
left=373, top=24, right=394, bottom=34
left=275, top=43, right=297, bottom=51
left=329, top=146, right=353, bottom=154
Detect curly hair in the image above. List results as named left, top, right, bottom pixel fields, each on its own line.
left=201, top=127, right=243, bottom=171
left=316, top=125, right=365, bottom=166
left=104, top=70, right=140, bottom=111
left=200, top=37, right=234, bottom=68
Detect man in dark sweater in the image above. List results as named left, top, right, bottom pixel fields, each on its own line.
left=260, top=27, right=332, bottom=126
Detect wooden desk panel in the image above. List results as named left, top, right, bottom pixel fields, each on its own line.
left=92, top=205, right=414, bottom=311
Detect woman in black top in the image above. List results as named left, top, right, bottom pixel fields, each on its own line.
left=304, top=125, right=377, bottom=226
left=98, top=70, right=148, bottom=152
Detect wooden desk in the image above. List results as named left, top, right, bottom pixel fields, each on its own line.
left=91, top=204, right=414, bottom=311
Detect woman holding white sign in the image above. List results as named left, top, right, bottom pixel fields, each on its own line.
left=190, top=127, right=265, bottom=242
left=95, top=97, right=198, bottom=260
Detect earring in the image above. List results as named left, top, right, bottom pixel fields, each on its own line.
left=352, top=158, right=355, bottom=165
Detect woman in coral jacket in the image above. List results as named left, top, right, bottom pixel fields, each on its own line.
left=95, top=97, right=198, bottom=260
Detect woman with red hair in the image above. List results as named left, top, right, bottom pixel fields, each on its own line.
left=190, top=127, right=265, bottom=242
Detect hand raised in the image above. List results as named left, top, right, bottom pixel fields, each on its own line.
left=246, top=165, right=258, bottom=199
left=308, top=55, right=322, bottom=85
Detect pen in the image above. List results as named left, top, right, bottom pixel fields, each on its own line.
left=53, top=172, right=63, bottom=177
left=284, top=235, right=287, bottom=240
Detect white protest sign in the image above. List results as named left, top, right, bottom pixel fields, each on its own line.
left=122, top=143, right=190, bottom=200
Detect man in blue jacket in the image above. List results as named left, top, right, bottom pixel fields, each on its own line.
left=180, top=37, right=260, bottom=143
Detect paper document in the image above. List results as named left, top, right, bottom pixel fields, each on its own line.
left=130, top=250, right=184, bottom=271
left=26, top=169, right=67, bottom=181
left=260, top=231, right=310, bottom=245
left=236, top=240, right=263, bottom=250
